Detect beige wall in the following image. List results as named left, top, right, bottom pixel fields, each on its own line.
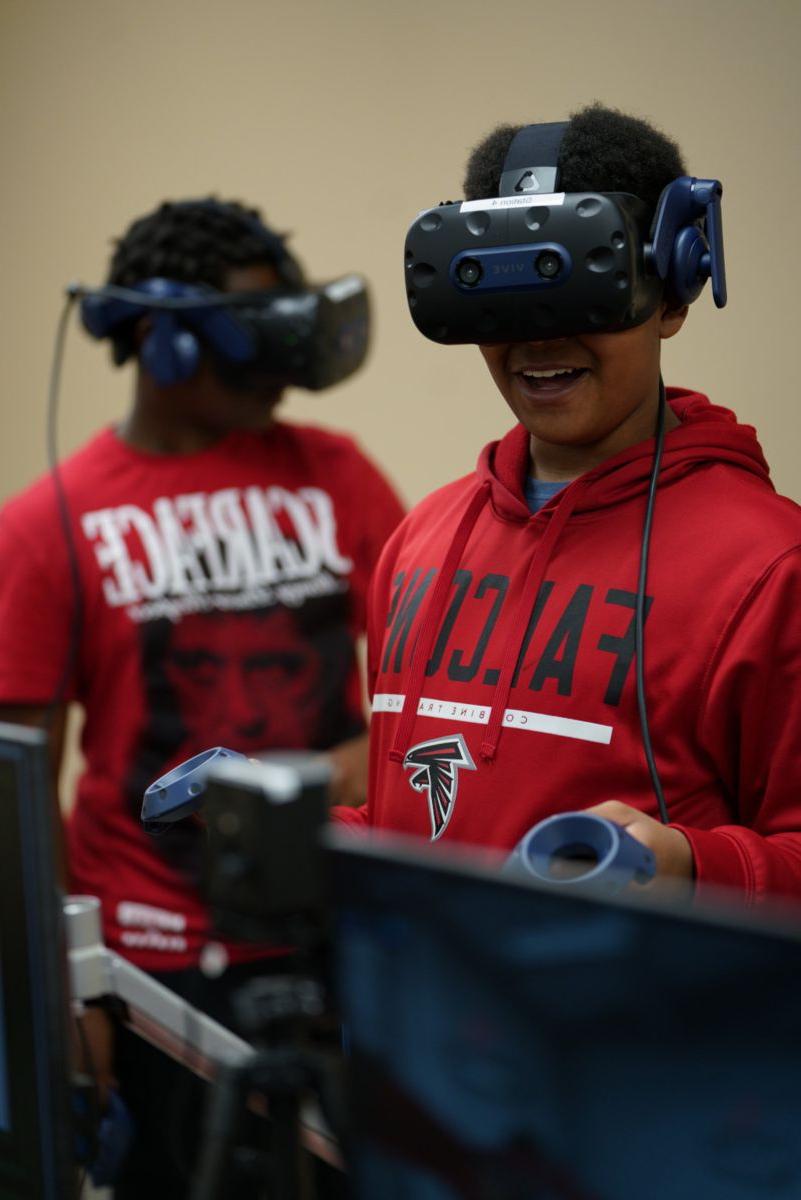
left=2, top=0, right=800, bottom=511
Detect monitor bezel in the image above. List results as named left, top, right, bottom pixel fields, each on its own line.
left=0, top=721, right=76, bottom=1199
left=327, top=827, right=801, bottom=1200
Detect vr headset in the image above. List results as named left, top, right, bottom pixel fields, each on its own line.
left=78, top=272, right=370, bottom=391
left=405, top=121, right=726, bottom=344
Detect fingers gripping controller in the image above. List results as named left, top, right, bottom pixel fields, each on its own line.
left=507, top=812, right=656, bottom=894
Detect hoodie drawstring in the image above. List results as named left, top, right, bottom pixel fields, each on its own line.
left=479, top=482, right=584, bottom=762
left=389, top=478, right=584, bottom=767
left=389, top=481, right=491, bottom=764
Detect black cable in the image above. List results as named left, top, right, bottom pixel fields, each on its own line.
left=68, top=282, right=290, bottom=308
left=635, top=378, right=669, bottom=824
left=73, top=1008, right=102, bottom=1191
left=74, top=1008, right=103, bottom=1114
left=43, top=292, right=85, bottom=730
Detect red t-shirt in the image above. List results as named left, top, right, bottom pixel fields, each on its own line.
left=0, top=421, right=404, bottom=969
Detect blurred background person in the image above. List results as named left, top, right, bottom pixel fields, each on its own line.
left=0, top=197, right=404, bottom=1195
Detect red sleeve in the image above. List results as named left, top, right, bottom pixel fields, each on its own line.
left=0, top=504, right=76, bottom=705
left=330, top=804, right=369, bottom=827
left=674, top=548, right=801, bottom=905
left=343, top=445, right=405, bottom=630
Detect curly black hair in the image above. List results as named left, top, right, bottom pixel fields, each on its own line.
left=104, top=197, right=305, bottom=367
left=463, top=103, right=686, bottom=218
left=106, top=197, right=304, bottom=290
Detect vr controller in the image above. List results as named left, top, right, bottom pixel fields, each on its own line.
left=143, top=750, right=655, bottom=897
left=507, top=812, right=656, bottom=894
left=405, top=120, right=726, bottom=344
left=142, top=750, right=332, bottom=944
left=78, top=272, right=370, bottom=390
left=141, top=745, right=248, bottom=832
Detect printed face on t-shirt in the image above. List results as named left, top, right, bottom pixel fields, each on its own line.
left=163, top=606, right=322, bottom=753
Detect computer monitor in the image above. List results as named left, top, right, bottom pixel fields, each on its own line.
left=328, top=830, right=801, bottom=1200
left=0, top=722, right=76, bottom=1199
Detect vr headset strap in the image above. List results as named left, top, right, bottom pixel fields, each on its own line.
left=499, top=121, right=568, bottom=197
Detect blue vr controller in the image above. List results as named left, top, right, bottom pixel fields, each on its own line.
left=141, top=746, right=248, bottom=833
left=508, top=812, right=655, bottom=894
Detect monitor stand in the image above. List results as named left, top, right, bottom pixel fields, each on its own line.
left=64, top=895, right=340, bottom=1170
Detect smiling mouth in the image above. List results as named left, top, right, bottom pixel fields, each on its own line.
left=514, top=366, right=589, bottom=396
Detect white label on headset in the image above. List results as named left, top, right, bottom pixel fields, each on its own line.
left=460, top=193, right=566, bottom=213
left=323, top=274, right=363, bottom=302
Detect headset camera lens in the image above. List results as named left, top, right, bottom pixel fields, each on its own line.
left=535, top=251, right=563, bottom=280
left=456, top=258, right=483, bottom=287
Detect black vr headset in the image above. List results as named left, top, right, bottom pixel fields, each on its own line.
left=78, top=273, right=370, bottom=391
left=405, top=121, right=726, bottom=344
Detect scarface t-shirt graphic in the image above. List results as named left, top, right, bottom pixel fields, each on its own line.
left=127, top=597, right=357, bottom=873
left=126, top=595, right=360, bottom=874
left=164, top=605, right=334, bottom=753
left=110, top=481, right=366, bottom=877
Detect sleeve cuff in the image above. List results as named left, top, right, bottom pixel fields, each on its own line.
left=670, top=823, right=754, bottom=903
left=330, top=804, right=369, bottom=828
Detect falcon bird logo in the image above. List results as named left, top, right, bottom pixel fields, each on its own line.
left=402, top=734, right=476, bottom=841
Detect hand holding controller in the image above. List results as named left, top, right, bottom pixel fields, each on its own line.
left=507, top=812, right=656, bottom=894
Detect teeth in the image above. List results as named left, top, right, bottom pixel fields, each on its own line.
left=521, top=367, right=577, bottom=378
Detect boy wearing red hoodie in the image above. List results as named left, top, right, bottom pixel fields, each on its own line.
left=335, top=103, right=801, bottom=907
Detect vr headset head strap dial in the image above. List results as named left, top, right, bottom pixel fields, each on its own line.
left=80, top=278, right=256, bottom=387
left=649, top=177, right=727, bottom=308
left=499, top=121, right=569, bottom=197
left=141, top=309, right=199, bottom=385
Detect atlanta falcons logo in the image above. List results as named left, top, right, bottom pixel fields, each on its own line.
left=402, top=733, right=476, bottom=841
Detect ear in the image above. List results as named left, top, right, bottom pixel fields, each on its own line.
left=132, top=314, right=152, bottom=350
left=658, top=302, right=689, bottom=341
left=111, top=315, right=150, bottom=367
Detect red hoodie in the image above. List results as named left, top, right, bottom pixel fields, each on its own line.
left=335, top=390, right=801, bottom=906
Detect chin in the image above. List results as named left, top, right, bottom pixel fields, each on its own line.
left=233, top=397, right=283, bottom=427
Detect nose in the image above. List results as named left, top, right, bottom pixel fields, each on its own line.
left=223, top=661, right=266, bottom=743
left=524, top=336, right=569, bottom=347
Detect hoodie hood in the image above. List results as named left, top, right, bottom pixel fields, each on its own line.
left=478, top=388, right=773, bottom=522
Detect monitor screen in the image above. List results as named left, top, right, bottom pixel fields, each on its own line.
left=0, top=722, right=76, bottom=1199
left=329, top=831, right=801, bottom=1200
left=0, top=955, right=9, bottom=1133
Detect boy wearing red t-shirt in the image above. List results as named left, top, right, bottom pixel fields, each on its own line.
left=0, top=198, right=404, bottom=1195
